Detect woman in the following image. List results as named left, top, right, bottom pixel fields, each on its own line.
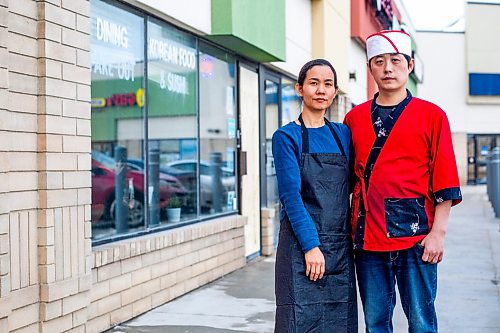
left=273, top=59, right=357, bottom=332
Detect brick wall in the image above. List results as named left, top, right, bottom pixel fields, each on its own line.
left=87, top=216, right=246, bottom=333
left=0, top=0, right=10, bottom=330
left=0, top=1, right=249, bottom=332
left=37, top=0, right=93, bottom=332
left=261, top=208, right=276, bottom=256
left=1, top=0, right=42, bottom=331
left=0, top=0, right=93, bottom=332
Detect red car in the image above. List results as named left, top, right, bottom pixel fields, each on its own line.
left=91, top=151, right=187, bottom=228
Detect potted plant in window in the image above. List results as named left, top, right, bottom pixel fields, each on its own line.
left=166, top=196, right=183, bottom=222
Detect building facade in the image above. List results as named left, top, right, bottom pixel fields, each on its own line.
left=0, top=0, right=305, bottom=332
left=349, top=0, right=423, bottom=106
left=0, top=0, right=423, bottom=332
left=417, top=2, right=500, bottom=186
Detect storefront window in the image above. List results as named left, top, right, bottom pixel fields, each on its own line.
left=199, top=43, right=237, bottom=216
left=265, top=79, right=280, bottom=209
left=264, top=78, right=281, bottom=249
left=90, top=0, right=145, bottom=240
left=90, top=0, right=239, bottom=244
left=146, top=18, right=198, bottom=226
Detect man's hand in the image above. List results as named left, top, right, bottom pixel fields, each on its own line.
left=304, top=247, right=325, bottom=281
left=420, top=230, right=445, bottom=263
left=420, top=200, right=452, bottom=264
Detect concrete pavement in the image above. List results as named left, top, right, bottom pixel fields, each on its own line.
left=106, top=186, right=500, bottom=333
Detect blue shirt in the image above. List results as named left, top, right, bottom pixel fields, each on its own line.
left=272, top=121, right=351, bottom=253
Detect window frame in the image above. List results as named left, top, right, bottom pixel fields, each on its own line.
left=91, top=0, right=240, bottom=246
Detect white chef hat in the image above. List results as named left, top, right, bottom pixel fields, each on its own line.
left=366, top=30, right=412, bottom=61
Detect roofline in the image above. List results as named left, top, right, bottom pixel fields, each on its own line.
left=416, top=30, right=465, bottom=34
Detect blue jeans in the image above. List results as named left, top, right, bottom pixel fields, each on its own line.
left=355, top=244, right=438, bottom=333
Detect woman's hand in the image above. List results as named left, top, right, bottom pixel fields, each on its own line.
left=304, top=247, right=325, bottom=281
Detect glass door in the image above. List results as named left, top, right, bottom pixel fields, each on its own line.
left=259, top=68, right=282, bottom=251
left=239, top=64, right=261, bottom=257
left=467, top=135, right=476, bottom=184
left=476, top=136, right=492, bottom=184
left=468, top=134, right=500, bottom=184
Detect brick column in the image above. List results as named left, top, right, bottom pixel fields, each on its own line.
left=37, top=0, right=92, bottom=332
left=261, top=207, right=276, bottom=256
left=0, top=1, right=11, bottom=331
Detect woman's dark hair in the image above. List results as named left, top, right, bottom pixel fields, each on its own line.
left=297, top=59, right=338, bottom=89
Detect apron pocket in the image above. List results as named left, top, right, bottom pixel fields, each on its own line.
left=294, top=273, right=350, bottom=304
left=318, top=234, right=350, bottom=274
left=384, top=197, right=429, bottom=238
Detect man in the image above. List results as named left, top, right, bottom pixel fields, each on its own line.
left=344, top=30, right=462, bottom=333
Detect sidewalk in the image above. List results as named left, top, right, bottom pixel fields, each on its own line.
left=107, top=186, right=500, bottom=333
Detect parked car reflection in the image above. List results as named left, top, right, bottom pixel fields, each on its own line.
left=127, top=158, right=197, bottom=213
left=91, top=151, right=187, bottom=228
left=166, top=160, right=235, bottom=212
left=127, top=158, right=195, bottom=188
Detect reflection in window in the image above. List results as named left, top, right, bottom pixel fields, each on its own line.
left=281, top=78, right=301, bottom=125
left=90, top=0, right=240, bottom=244
left=199, top=43, right=237, bottom=216
left=275, top=77, right=301, bottom=247
left=147, top=17, right=198, bottom=226
left=90, top=0, right=145, bottom=240
left=265, top=80, right=279, bottom=209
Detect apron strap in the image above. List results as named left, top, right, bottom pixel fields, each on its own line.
left=325, top=120, right=346, bottom=157
left=298, top=114, right=310, bottom=154
left=298, top=114, right=346, bottom=156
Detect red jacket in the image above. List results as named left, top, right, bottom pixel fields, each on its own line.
left=344, top=96, right=461, bottom=251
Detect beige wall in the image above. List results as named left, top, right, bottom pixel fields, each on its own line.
left=127, top=0, right=212, bottom=35
left=418, top=31, right=500, bottom=134
left=466, top=3, right=500, bottom=104
left=453, top=132, right=468, bottom=186
left=271, top=0, right=312, bottom=77
left=311, top=0, right=351, bottom=95
left=348, top=39, right=368, bottom=106
left=1, top=0, right=94, bottom=332
left=466, top=3, right=500, bottom=74
left=417, top=32, right=468, bottom=133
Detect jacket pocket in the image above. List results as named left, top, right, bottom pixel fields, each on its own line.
left=384, top=197, right=429, bottom=238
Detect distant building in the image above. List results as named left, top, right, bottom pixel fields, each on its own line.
left=349, top=0, right=423, bottom=107
left=417, top=2, right=500, bottom=185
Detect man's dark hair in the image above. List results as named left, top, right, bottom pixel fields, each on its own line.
left=297, top=59, right=338, bottom=89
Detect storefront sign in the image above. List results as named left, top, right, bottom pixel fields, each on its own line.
left=146, top=19, right=196, bottom=104
left=159, top=71, right=188, bottom=95
left=92, top=88, right=144, bottom=109
left=92, top=61, right=136, bottom=81
left=96, top=17, right=129, bottom=48
left=148, top=38, right=196, bottom=70
left=91, top=0, right=144, bottom=83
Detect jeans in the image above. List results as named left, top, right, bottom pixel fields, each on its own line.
left=355, top=244, right=438, bottom=333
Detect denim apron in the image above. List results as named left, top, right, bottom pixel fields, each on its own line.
left=275, top=115, right=357, bottom=333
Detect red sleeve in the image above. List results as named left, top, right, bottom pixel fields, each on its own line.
left=429, top=110, right=462, bottom=206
